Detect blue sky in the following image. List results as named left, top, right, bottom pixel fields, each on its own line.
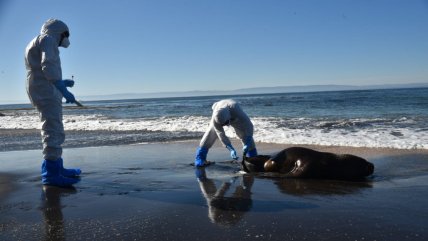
left=0, top=0, right=427, bottom=103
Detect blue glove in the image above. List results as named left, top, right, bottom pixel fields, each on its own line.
left=63, top=79, right=74, bottom=87
left=226, top=145, right=238, bottom=160
left=54, top=80, right=76, bottom=103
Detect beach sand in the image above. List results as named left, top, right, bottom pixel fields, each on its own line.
left=1, top=140, right=427, bottom=240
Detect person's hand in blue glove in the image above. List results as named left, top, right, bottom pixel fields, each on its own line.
left=63, top=79, right=74, bottom=87
left=226, top=145, right=238, bottom=160
left=54, top=80, right=76, bottom=103
left=63, top=92, right=76, bottom=103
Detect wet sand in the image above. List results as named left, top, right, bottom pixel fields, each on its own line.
left=1, top=141, right=427, bottom=240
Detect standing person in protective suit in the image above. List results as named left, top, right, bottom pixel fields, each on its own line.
left=194, top=99, right=258, bottom=167
left=25, top=19, right=81, bottom=187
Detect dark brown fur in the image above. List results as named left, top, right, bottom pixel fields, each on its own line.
left=243, top=147, right=374, bottom=180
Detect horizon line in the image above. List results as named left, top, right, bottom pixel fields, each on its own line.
left=1, top=82, right=427, bottom=105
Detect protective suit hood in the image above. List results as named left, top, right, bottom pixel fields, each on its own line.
left=214, top=109, right=231, bottom=125
left=40, top=19, right=69, bottom=44
left=212, top=103, right=231, bottom=125
left=41, top=19, right=69, bottom=35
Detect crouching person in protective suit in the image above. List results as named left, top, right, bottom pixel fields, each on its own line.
left=195, top=99, right=257, bottom=167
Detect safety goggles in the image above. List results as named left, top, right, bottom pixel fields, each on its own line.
left=62, top=31, right=70, bottom=38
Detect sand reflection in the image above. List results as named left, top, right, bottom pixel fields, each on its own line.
left=40, top=186, right=77, bottom=241
left=196, top=168, right=254, bottom=226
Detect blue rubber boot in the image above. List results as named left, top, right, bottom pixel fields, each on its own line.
left=247, top=148, right=258, bottom=157
left=58, top=158, right=81, bottom=177
left=194, top=146, right=209, bottom=167
left=42, top=159, right=80, bottom=187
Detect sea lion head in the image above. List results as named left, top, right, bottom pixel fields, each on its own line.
left=242, top=155, right=270, bottom=172
left=264, top=160, right=279, bottom=172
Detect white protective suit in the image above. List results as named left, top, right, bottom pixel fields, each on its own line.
left=25, top=19, right=69, bottom=161
left=200, top=99, right=255, bottom=150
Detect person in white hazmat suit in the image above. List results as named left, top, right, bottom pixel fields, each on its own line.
left=194, top=99, right=258, bottom=167
left=25, top=19, right=81, bottom=187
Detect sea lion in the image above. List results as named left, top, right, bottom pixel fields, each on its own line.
left=242, top=147, right=374, bottom=180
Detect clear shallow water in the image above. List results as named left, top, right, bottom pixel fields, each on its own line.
left=1, top=88, right=427, bottom=150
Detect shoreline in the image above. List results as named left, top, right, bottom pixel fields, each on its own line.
left=1, top=140, right=428, bottom=240
left=1, top=128, right=428, bottom=153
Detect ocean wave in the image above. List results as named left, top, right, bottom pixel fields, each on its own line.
left=1, top=114, right=427, bottom=149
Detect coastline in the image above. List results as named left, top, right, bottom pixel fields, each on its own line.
left=1, top=140, right=427, bottom=240
left=1, top=128, right=428, bottom=152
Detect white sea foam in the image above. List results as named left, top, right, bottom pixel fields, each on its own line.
left=1, top=114, right=427, bottom=149
left=254, top=121, right=426, bottom=149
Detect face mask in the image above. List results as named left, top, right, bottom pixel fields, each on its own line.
left=60, top=37, right=70, bottom=48
left=222, top=119, right=231, bottom=126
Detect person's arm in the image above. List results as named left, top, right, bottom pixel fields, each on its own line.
left=213, top=121, right=232, bottom=147
left=213, top=121, right=238, bottom=160
left=39, top=36, right=62, bottom=83
left=54, top=80, right=75, bottom=103
left=40, top=36, right=76, bottom=103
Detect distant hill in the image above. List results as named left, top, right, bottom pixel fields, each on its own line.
left=80, top=82, right=428, bottom=101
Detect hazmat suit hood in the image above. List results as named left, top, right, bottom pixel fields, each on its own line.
left=212, top=102, right=231, bottom=125
left=40, top=19, right=69, bottom=45
left=214, top=109, right=231, bottom=125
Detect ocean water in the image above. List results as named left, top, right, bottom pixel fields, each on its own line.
left=1, top=88, right=427, bottom=150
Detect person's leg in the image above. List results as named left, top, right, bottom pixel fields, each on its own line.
left=39, top=99, right=81, bottom=177
left=37, top=99, right=79, bottom=186
left=199, top=123, right=217, bottom=149
left=195, top=124, right=217, bottom=166
left=39, top=100, right=64, bottom=161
